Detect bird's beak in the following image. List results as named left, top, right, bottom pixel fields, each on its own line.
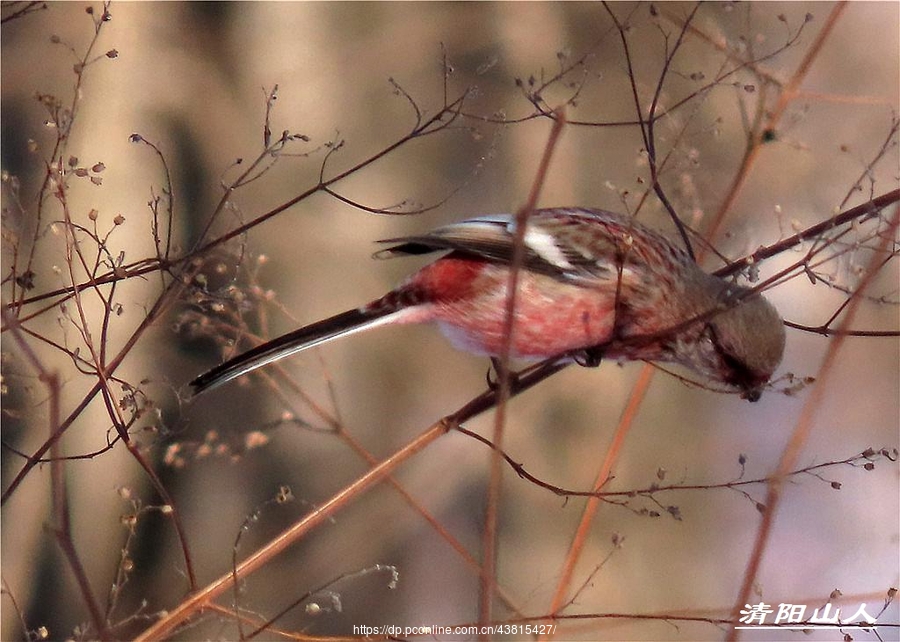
left=741, top=387, right=763, bottom=402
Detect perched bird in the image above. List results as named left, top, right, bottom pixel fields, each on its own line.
left=190, top=208, right=785, bottom=401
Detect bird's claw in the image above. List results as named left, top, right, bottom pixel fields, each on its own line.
left=486, top=357, right=519, bottom=390
left=574, top=347, right=603, bottom=368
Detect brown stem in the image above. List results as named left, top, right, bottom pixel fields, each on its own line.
left=726, top=205, right=900, bottom=641
left=134, top=358, right=568, bottom=641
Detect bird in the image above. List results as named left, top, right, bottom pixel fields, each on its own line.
left=189, top=208, right=785, bottom=401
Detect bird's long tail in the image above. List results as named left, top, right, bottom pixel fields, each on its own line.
left=190, top=306, right=399, bottom=396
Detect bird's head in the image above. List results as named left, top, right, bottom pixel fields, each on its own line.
left=704, top=291, right=786, bottom=401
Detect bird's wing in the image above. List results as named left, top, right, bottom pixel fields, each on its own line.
left=376, top=208, right=646, bottom=284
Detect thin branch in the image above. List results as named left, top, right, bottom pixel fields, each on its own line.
left=542, top=365, right=655, bottom=626
left=1, top=304, right=109, bottom=639
left=481, top=108, right=567, bottom=632
left=727, top=206, right=899, bottom=641
left=707, top=4, right=844, bottom=244
left=134, top=357, right=570, bottom=641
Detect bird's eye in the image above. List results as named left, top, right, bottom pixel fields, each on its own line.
left=707, top=324, right=762, bottom=398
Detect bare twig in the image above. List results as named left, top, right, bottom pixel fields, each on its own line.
left=480, top=108, right=567, bottom=632
left=727, top=205, right=899, bottom=641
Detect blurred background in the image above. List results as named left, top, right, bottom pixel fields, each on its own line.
left=2, top=2, right=898, bottom=640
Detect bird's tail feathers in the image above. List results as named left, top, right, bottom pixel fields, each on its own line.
left=190, top=306, right=399, bottom=396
